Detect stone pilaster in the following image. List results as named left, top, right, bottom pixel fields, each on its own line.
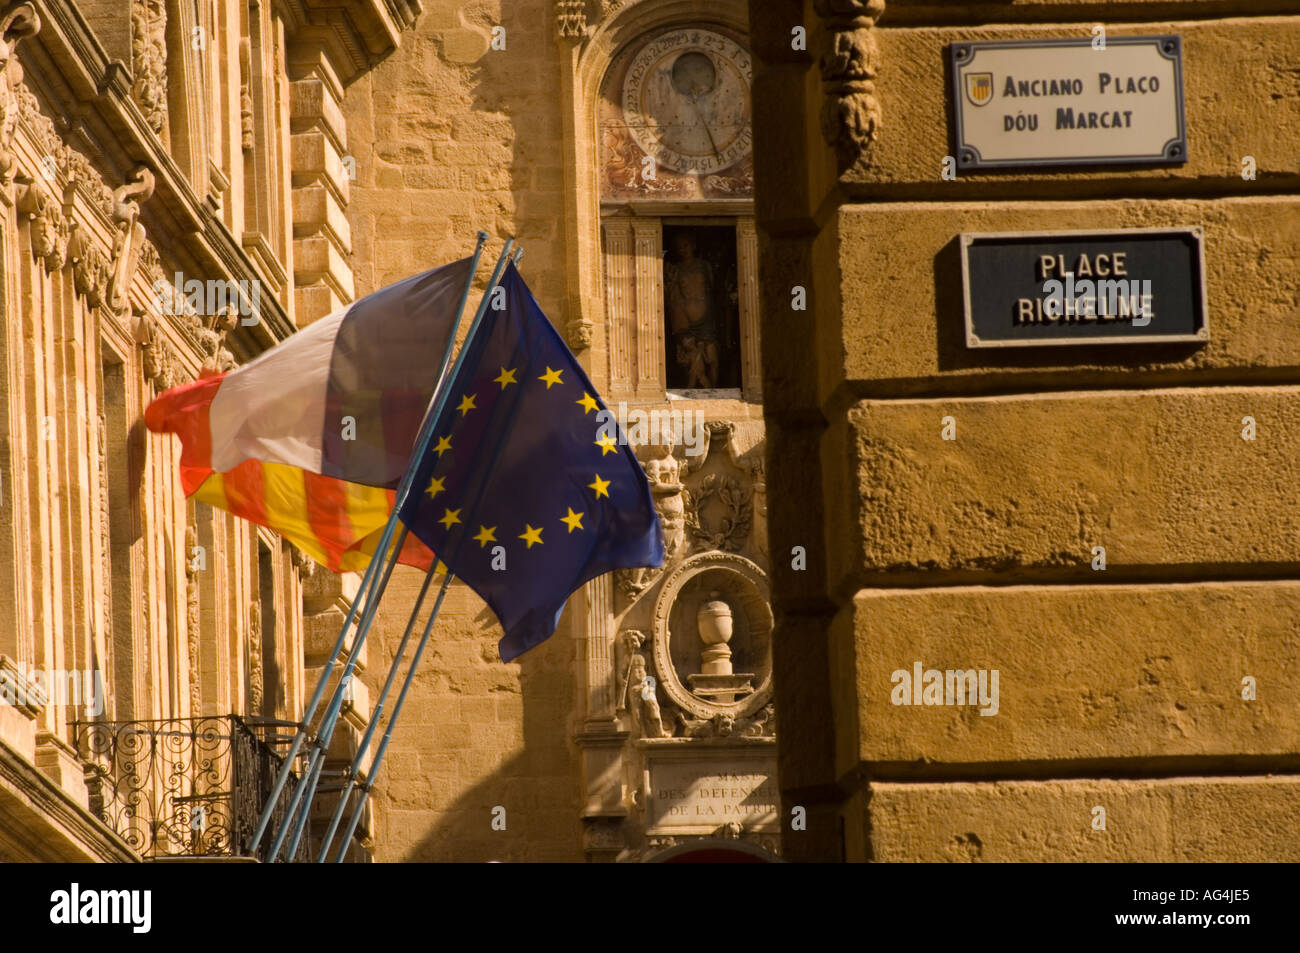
left=602, top=220, right=634, bottom=395
left=736, top=217, right=761, bottom=400
left=631, top=220, right=663, bottom=395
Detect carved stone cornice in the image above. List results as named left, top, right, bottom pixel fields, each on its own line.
left=275, top=0, right=421, bottom=84
left=22, top=0, right=295, bottom=351
left=813, top=0, right=884, bottom=173
left=0, top=736, right=139, bottom=862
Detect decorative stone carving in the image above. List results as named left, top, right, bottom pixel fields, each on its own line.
left=138, top=239, right=164, bottom=288
left=130, top=0, right=168, bottom=135
left=581, top=816, right=624, bottom=856
left=616, top=445, right=684, bottom=600
left=555, top=0, right=586, bottom=39
left=650, top=551, right=773, bottom=724
left=567, top=315, right=594, bottom=351
left=751, top=474, right=767, bottom=561
left=614, top=629, right=668, bottom=738
left=196, top=307, right=238, bottom=375
left=289, top=545, right=312, bottom=574
left=684, top=471, right=751, bottom=553
left=0, top=3, right=38, bottom=185
left=599, top=29, right=752, bottom=202
left=67, top=221, right=109, bottom=308
left=240, top=84, right=254, bottom=152
left=628, top=654, right=669, bottom=738
left=133, top=311, right=180, bottom=390
left=247, top=602, right=263, bottom=713
left=107, top=166, right=156, bottom=314
left=681, top=420, right=764, bottom=555
left=96, top=412, right=112, bottom=653
left=239, top=39, right=254, bottom=153
left=614, top=628, right=644, bottom=714
left=15, top=178, right=68, bottom=269
left=814, top=0, right=884, bottom=172
left=185, top=525, right=201, bottom=715
left=14, top=84, right=118, bottom=220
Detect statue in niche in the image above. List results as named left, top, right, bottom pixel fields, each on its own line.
left=623, top=653, right=669, bottom=739
left=615, top=630, right=668, bottom=738
left=665, top=231, right=718, bottom=388
left=614, top=630, right=644, bottom=715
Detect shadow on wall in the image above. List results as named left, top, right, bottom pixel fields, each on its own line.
left=399, top=0, right=580, bottom=862
left=353, top=0, right=586, bottom=861
left=366, top=568, right=584, bottom=864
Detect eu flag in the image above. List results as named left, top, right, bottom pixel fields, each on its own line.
left=398, top=263, right=664, bottom=660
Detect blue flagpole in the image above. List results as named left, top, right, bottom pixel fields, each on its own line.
left=326, top=250, right=531, bottom=861
left=330, top=570, right=457, bottom=861
left=269, top=524, right=409, bottom=861
left=313, top=557, right=440, bottom=861
left=263, top=235, right=517, bottom=860
left=246, top=231, right=491, bottom=857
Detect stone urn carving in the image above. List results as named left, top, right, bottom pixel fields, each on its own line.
left=687, top=591, right=754, bottom=704
left=697, top=592, right=734, bottom=674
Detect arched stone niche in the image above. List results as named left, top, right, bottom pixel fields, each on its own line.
left=651, top=551, right=772, bottom=721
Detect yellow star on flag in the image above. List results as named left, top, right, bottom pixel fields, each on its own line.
left=439, top=507, right=462, bottom=529
left=473, top=525, right=497, bottom=548
left=425, top=476, right=445, bottom=500
left=588, top=474, right=610, bottom=499
left=539, top=367, right=563, bottom=389
left=456, top=393, right=477, bottom=416
left=494, top=367, right=518, bottom=389
left=560, top=508, right=584, bottom=533
left=595, top=433, right=618, bottom=456
left=518, top=524, right=544, bottom=548
left=576, top=392, right=599, bottom=414
left=434, top=435, right=452, bottom=457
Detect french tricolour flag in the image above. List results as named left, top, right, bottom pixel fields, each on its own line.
left=145, top=258, right=475, bottom=572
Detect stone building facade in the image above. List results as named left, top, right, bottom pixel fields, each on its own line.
left=750, top=0, right=1300, bottom=861
left=0, top=0, right=781, bottom=864
left=11, top=0, right=1284, bottom=867
left=0, top=0, right=415, bottom=862
left=351, top=0, right=778, bottom=862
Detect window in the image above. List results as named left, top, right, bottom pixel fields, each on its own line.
left=662, top=225, right=741, bottom=390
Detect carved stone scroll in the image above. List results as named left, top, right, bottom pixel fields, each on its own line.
left=107, top=166, right=156, bottom=314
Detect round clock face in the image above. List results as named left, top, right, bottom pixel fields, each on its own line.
left=621, top=30, right=752, bottom=177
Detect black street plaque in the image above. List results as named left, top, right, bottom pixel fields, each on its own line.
left=960, top=228, right=1208, bottom=348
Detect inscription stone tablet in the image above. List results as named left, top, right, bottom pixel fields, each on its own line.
left=647, top=755, right=779, bottom=835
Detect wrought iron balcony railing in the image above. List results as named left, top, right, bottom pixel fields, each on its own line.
left=73, top=715, right=308, bottom=862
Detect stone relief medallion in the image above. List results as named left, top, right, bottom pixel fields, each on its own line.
left=619, top=29, right=752, bottom=178
left=651, top=552, right=772, bottom=721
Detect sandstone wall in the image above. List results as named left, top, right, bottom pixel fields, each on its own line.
left=751, top=0, right=1300, bottom=860
left=345, top=0, right=585, bottom=861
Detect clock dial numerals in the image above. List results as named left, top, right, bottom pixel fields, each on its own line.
left=621, top=31, right=753, bottom=178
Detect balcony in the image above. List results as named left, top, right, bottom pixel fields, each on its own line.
left=73, top=715, right=308, bottom=862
